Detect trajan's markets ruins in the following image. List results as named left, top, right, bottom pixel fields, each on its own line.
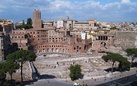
left=1, top=9, right=137, bottom=85
left=10, top=10, right=137, bottom=55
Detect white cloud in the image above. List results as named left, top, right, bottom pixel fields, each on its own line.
left=0, top=0, right=137, bottom=22
left=49, top=0, right=72, bottom=10
left=103, top=2, right=120, bottom=10
left=41, top=0, right=137, bottom=22
left=0, top=0, right=51, bottom=10
left=121, top=0, right=131, bottom=4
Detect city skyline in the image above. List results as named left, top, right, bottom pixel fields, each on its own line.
left=0, top=0, right=137, bottom=22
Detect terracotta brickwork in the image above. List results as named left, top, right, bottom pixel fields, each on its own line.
left=10, top=30, right=28, bottom=50
left=32, top=9, right=42, bottom=29
left=10, top=10, right=114, bottom=54
left=10, top=28, right=92, bottom=54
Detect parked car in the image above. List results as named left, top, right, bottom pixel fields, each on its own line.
left=74, top=83, right=80, bottom=86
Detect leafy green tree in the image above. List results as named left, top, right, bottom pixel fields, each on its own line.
left=27, top=18, right=32, bottom=25
left=110, top=26, right=120, bottom=30
left=69, top=64, right=82, bottom=81
left=102, top=53, right=122, bottom=72
left=7, top=50, right=36, bottom=82
left=0, top=63, right=6, bottom=85
left=16, top=18, right=32, bottom=29
left=24, top=24, right=33, bottom=29
left=126, top=48, right=137, bottom=66
left=16, top=25, right=23, bottom=29
left=118, top=58, right=130, bottom=72
left=25, top=18, right=33, bottom=29
left=102, top=53, right=131, bottom=72
left=2, top=80, right=11, bottom=86
left=5, top=59, right=19, bottom=81
left=22, top=20, right=25, bottom=25
left=0, top=58, right=19, bottom=86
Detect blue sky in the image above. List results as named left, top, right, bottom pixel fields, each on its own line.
left=0, top=0, right=137, bottom=22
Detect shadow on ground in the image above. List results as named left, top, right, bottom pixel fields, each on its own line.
left=32, top=62, right=56, bottom=79
left=104, top=67, right=118, bottom=72
left=23, top=62, right=56, bottom=86
left=39, top=74, right=56, bottom=79
left=23, top=74, right=56, bottom=86
left=132, top=62, right=137, bottom=68
left=22, top=80, right=34, bottom=86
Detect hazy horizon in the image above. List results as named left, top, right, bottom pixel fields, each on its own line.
left=0, top=0, right=137, bottom=22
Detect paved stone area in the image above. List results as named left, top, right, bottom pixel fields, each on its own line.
left=33, top=54, right=112, bottom=80
left=23, top=53, right=137, bottom=86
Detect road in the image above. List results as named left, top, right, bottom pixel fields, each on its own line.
left=25, top=74, right=137, bottom=86
left=96, top=74, right=137, bottom=86
left=27, top=79, right=73, bottom=86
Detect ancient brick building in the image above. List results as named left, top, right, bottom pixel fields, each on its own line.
left=10, top=10, right=93, bottom=54
left=10, top=30, right=28, bottom=50
left=35, top=29, right=92, bottom=54
left=10, top=28, right=93, bottom=54
left=2, top=9, right=128, bottom=57
left=91, top=30, right=114, bottom=53
left=10, top=9, right=119, bottom=54
left=32, top=9, right=42, bottom=29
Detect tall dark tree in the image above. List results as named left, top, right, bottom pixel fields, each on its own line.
left=69, top=64, right=82, bottom=81
left=5, top=56, right=19, bottom=81
left=27, top=18, right=32, bottom=25
left=7, top=50, right=36, bottom=83
left=102, top=53, right=131, bottom=72
left=0, top=63, right=6, bottom=85
left=126, top=48, right=137, bottom=66
left=22, top=20, right=25, bottom=25
left=102, top=53, right=122, bottom=72
left=17, top=18, right=32, bottom=29
left=26, top=18, right=33, bottom=29
left=118, top=57, right=130, bottom=72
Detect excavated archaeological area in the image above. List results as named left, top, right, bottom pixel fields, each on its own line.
left=33, top=54, right=114, bottom=80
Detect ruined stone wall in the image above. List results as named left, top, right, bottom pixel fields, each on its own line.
left=10, top=30, right=28, bottom=50
left=114, top=31, right=137, bottom=50
left=91, top=35, right=114, bottom=52
left=10, top=29, right=92, bottom=54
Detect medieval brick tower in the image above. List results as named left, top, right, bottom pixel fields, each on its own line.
left=32, top=9, right=42, bottom=29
